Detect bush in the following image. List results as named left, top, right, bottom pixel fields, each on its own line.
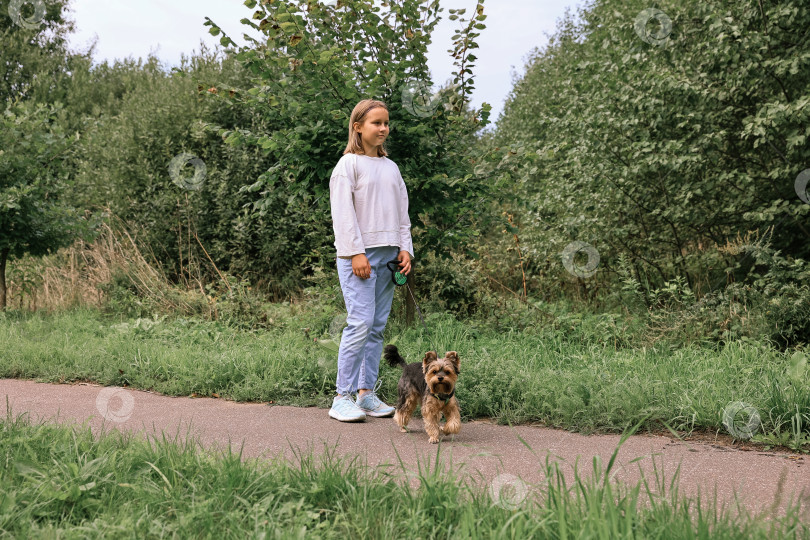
left=622, top=237, right=810, bottom=348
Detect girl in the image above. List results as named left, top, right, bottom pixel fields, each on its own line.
left=328, top=99, right=414, bottom=422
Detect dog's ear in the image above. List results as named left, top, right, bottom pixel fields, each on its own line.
left=422, top=351, right=437, bottom=373
left=446, top=351, right=460, bottom=374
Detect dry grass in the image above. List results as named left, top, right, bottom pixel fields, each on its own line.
left=5, top=214, right=210, bottom=316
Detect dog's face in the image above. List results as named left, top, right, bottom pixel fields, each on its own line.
left=422, top=351, right=460, bottom=395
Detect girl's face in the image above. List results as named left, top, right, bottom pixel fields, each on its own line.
left=354, top=108, right=390, bottom=152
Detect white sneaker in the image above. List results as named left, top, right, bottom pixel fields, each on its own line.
left=356, top=391, right=395, bottom=417
left=328, top=394, right=367, bottom=422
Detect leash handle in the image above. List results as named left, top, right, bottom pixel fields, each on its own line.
left=386, top=259, right=408, bottom=286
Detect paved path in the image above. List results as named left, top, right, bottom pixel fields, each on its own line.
left=2, top=379, right=807, bottom=516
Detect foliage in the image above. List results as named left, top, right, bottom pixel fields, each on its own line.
left=0, top=0, right=78, bottom=107
left=203, top=0, right=531, bottom=276
left=623, top=234, right=810, bottom=349
left=0, top=0, right=97, bottom=310
left=744, top=237, right=810, bottom=347
left=0, top=101, right=94, bottom=309
left=64, top=48, right=301, bottom=297
left=494, top=0, right=810, bottom=306
left=2, top=0, right=807, bottom=346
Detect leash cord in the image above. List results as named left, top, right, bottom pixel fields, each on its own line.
left=405, top=280, right=439, bottom=354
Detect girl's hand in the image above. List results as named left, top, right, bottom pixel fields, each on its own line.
left=398, top=251, right=412, bottom=276
left=351, top=253, right=371, bottom=279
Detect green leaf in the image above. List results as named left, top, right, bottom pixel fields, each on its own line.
left=279, top=21, right=297, bottom=33
left=788, top=352, right=807, bottom=380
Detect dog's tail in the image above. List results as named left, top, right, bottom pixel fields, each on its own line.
left=384, top=345, right=407, bottom=369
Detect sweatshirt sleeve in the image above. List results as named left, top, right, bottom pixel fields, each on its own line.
left=329, top=156, right=366, bottom=258
left=397, top=169, right=415, bottom=261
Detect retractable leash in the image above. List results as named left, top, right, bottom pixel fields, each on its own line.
left=386, top=259, right=408, bottom=287
left=386, top=259, right=440, bottom=355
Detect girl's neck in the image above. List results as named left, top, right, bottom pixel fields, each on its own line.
left=358, top=141, right=384, bottom=157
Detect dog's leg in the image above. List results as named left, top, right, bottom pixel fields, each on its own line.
left=395, top=391, right=420, bottom=433
left=441, top=399, right=461, bottom=436
left=422, top=397, right=441, bottom=444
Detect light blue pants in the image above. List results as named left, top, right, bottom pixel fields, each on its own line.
left=335, top=245, right=400, bottom=396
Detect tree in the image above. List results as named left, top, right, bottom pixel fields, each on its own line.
left=210, top=0, right=508, bottom=249
left=0, top=101, right=90, bottom=310
left=202, top=0, right=538, bottom=317
left=1, top=0, right=78, bottom=108
left=0, top=0, right=99, bottom=310
left=495, top=0, right=810, bottom=301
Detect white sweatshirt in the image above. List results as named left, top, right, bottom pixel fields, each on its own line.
left=329, top=153, right=415, bottom=260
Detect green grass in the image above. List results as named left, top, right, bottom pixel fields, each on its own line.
left=1, top=410, right=807, bottom=539
left=0, top=305, right=808, bottom=441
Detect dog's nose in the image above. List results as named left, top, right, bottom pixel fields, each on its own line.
left=437, top=376, right=444, bottom=382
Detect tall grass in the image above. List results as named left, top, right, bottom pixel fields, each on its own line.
left=4, top=216, right=208, bottom=314
left=1, top=409, right=806, bottom=539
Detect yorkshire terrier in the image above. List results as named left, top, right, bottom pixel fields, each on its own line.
left=384, top=344, right=461, bottom=444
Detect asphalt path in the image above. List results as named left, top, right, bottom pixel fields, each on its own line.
left=2, top=379, right=807, bottom=517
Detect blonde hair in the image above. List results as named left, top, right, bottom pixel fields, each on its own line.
left=343, top=99, right=389, bottom=157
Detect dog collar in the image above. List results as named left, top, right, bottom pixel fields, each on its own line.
left=431, top=390, right=455, bottom=403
